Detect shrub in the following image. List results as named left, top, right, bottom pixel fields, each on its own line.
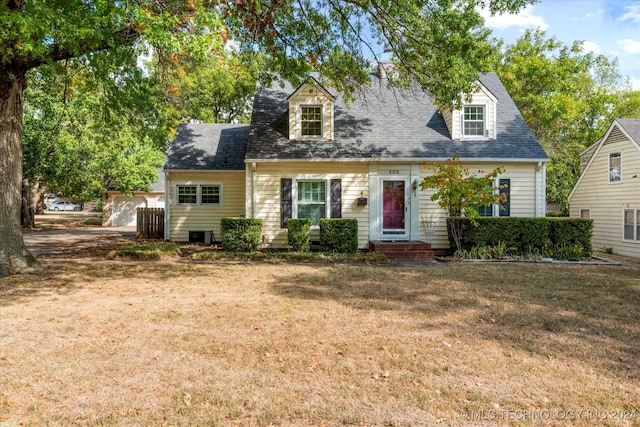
left=220, top=218, right=263, bottom=252
left=287, top=218, right=311, bottom=252
left=449, top=217, right=592, bottom=258
left=319, top=219, right=358, bottom=253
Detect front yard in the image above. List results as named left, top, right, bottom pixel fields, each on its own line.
left=1, top=256, right=639, bottom=426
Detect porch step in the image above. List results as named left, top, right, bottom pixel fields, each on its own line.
left=369, top=240, right=435, bottom=260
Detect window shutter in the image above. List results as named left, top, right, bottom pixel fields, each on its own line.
left=281, top=178, right=292, bottom=227
left=499, top=179, right=510, bottom=217
left=330, top=179, right=342, bottom=218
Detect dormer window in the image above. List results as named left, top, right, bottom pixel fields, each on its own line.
left=463, top=106, right=485, bottom=137
left=288, top=77, right=335, bottom=141
left=301, top=106, right=322, bottom=137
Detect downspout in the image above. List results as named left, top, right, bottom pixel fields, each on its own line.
left=252, top=162, right=257, bottom=218
left=542, top=163, right=547, bottom=217
left=164, top=170, right=170, bottom=240
left=535, top=161, right=542, bottom=217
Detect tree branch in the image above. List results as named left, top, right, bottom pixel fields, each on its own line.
left=11, top=26, right=140, bottom=72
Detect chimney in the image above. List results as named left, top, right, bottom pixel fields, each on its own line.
left=379, top=62, right=388, bottom=79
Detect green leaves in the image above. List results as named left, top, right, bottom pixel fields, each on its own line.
left=420, top=158, right=504, bottom=218
left=491, top=29, right=627, bottom=210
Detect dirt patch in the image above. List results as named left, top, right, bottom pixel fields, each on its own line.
left=23, top=214, right=103, bottom=232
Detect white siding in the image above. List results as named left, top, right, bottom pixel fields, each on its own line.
left=168, top=171, right=246, bottom=242
left=418, top=162, right=542, bottom=249
left=252, top=162, right=369, bottom=249
left=570, top=131, right=640, bottom=258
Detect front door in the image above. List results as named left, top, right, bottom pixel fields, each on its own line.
left=382, top=180, right=407, bottom=238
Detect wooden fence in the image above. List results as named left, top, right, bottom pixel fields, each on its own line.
left=137, top=208, right=165, bottom=239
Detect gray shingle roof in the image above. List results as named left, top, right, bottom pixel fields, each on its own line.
left=165, top=123, right=250, bottom=170
left=616, top=118, right=640, bottom=145
left=246, top=73, right=548, bottom=162
left=149, top=168, right=165, bottom=192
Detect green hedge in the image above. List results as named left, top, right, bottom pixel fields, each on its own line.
left=220, top=218, right=263, bottom=252
left=450, top=217, right=593, bottom=257
left=319, top=218, right=358, bottom=253
left=287, top=218, right=311, bottom=252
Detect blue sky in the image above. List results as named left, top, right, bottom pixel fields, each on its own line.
left=482, top=0, right=640, bottom=89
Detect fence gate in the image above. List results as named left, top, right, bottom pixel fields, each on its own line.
left=136, top=208, right=165, bottom=239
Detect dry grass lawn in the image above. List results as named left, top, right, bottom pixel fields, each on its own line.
left=1, top=255, right=639, bottom=426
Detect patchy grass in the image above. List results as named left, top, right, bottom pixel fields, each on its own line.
left=1, top=259, right=639, bottom=426
left=190, top=249, right=389, bottom=264
left=106, top=242, right=182, bottom=260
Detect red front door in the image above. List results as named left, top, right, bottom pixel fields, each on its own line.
left=383, top=180, right=405, bottom=230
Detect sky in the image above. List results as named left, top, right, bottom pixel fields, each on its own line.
left=481, top=0, right=640, bottom=90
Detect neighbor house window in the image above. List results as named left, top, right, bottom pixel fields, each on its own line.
left=623, top=209, right=640, bottom=241
left=177, top=185, right=197, bottom=204
left=297, top=181, right=326, bottom=225
left=580, top=209, right=590, bottom=219
left=609, top=152, right=621, bottom=182
left=176, top=184, right=222, bottom=206
left=301, top=106, right=322, bottom=137
left=462, top=106, right=485, bottom=137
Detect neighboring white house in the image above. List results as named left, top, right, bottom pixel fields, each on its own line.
left=102, top=169, right=166, bottom=227
left=569, top=118, right=640, bottom=258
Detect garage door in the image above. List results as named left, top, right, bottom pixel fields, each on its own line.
left=112, top=196, right=147, bottom=226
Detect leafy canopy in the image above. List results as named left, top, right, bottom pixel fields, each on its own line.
left=490, top=29, right=628, bottom=210
left=3, top=0, right=536, bottom=107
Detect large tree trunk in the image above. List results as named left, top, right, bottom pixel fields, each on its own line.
left=0, top=67, right=38, bottom=277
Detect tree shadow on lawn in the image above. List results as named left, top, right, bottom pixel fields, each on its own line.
left=0, top=260, right=190, bottom=309
left=270, top=262, right=640, bottom=382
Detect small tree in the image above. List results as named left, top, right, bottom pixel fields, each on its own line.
left=420, top=158, right=506, bottom=251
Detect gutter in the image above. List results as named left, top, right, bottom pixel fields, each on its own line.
left=244, top=157, right=551, bottom=164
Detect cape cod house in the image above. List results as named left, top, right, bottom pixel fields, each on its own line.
left=163, top=71, right=548, bottom=253
left=569, top=119, right=640, bottom=258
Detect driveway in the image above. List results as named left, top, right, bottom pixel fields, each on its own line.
left=23, top=226, right=136, bottom=256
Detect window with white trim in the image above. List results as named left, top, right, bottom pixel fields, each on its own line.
left=177, top=185, right=197, bottom=204
left=609, top=152, right=621, bottom=182
left=297, top=181, right=326, bottom=226
left=201, top=185, right=220, bottom=205
left=623, top=209, right=640, bottom=241
left=462, top=106, right=485, bottom=137
left=176, top=184, right=222, bottom=206
left=580, top=209, right=590, bottom=219
left=301, top=105, right=322, bottom=137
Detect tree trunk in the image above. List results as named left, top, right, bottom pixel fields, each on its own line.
left=21, top=179, right=44, bottom=227
left=0, top=67, right=38, bottom=277
left=21, top=179, right=34, bottom=228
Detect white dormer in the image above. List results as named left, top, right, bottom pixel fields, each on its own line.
left=442, top=81, right=498, bottom=140
left=287, top=76, right=335, bottom=141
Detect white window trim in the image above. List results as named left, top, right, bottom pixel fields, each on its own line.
left=297, top=103, right=324, bottom=140
left=608, top=151, right=622, bottom=183
left=580, top=208, right=591, bottom=220
left=174, top=182, right=224, bottom=207
left=292, top=176, right=331, bottom=229
left=622, top=208, right=640, bottom=242
left=461, top=104, right=490, bottom=140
